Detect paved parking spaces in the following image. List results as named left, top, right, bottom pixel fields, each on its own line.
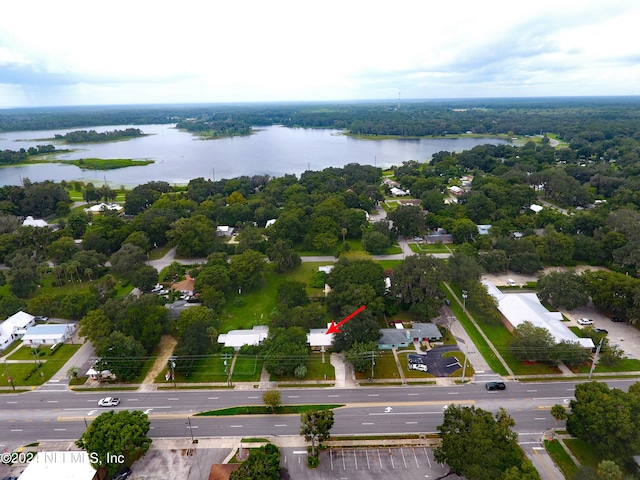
left=287, top=447, right=462, bottom=480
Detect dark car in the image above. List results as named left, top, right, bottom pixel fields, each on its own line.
left=593, top=328, right=609, bottom=334
left=485, top=381, right=506, bottom=391
left=611, top=317, right=625, bottom=323
left=113, top=467, right=131, bottom=480
left=407, top=354, right=427, bottom=365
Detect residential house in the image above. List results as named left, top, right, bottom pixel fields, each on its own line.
left=21, top=323, right=75, bottom=346
left=83, top=203, right=123, bottom=215
left=22, top=216, right=49, bottom=228
left=216, top=225, right=234, bottom=237
left=0, top=311, right=36, bottom=352
left=307, top=325, right=334, bottom=351
left=217, top=326, right=269, bottom=350
left=171, top=275, right=195, bottom=297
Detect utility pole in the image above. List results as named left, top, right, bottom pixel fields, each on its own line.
left=588, top=337, right=604, bottom=379
left=370, top=351, right=376, bottom=380
left=4, top=360, right=15, bottom=391
left=462, top=290, right=468, bottom=309
left=461, top=353, right=468, bottom=383
left=169, top=356, right=177, bottom=388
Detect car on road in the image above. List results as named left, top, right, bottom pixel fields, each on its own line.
left=611, top=316, right=625, bottom=323
left=593, top=328, right=609, bottom=334
left=577, top=318, right=593, bottom=325
left=98, top=397, right=120, bottom=407
left=113, top=467, right=131, bottom=480
left=485, top=381, right=506, bottom=391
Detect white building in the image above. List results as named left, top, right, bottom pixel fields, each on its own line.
left=482, top=280, right=594, bottom=349
left=22, top=216, right=49, bottom=228
left=21, top=324, right=75, bottom=346
left=390, top=187, right=409, bottom=197
left=216, top=225, right=235, bottom=236
left=217, top=326, right=269, bottom=350
left=18, top=451, right=97, bottom=480
left=307, top=324, right=334, bottom=351
left=83, top=203, right=123, bottom=214
left=0, top=311, right=36, bottom=351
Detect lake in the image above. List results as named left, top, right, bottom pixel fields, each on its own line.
left=0, top=124, right=508, bottom=187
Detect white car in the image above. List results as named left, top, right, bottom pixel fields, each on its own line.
left=507, top=279, right=517, bottom=287
left=98, top=397, right=120, bottom=407
left=409, top=363, right=428, bottom=372
left=578, top=318, right=593, bottom=325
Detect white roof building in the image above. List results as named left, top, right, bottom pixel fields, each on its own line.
left=0, top=311, right=36, bottom=351
left=307, top=324, right=334, bottom=350
left=21, top=324, right=75, bottom=346
left=216, top=225, right=234, bottom=236
left=18, top=451, right=97, bottom=480
left=482, top=280, right=594, bottom=349
left=265, top=218, right=277, bottom=228
left=218, top=326, right=269, bottom=350
left=83, top=203, right=123, bottom=214
left=390, top=187, right=409, bottom=196
left=22, top=216, right=49, bottom=227
left=530, top=204, right=544, bottom=213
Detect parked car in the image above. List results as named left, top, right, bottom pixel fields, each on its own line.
left=408, top=363, right=428, bottom=372
left=593, top=328, right=609, bottom=334
left=611, top=317, right=625, bottom=323
left=98, top=397, right=120, bottom=407
left=34, top=316, right=49, bottom=322
left=577, top=318, right=593, bottom=325
left=485, top=381, right=506, bottom=391
left=407, top=354, right=427, bottom=365
left=113, top=467, right=131, bottom=480
left=507, top=279, right=517, bottom=287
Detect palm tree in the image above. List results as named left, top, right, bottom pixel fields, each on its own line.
left=550, top=404, right=567, bottom=440
left=341, top=228, right=347, bottom=245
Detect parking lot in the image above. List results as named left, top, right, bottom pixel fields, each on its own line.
left=280, top=446, right=462, bottom=480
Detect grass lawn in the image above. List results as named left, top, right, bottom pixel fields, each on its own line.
left=376, top=260, right=403, bottom=270
left=149, top=245, right=171, bottom=261
left=574, top=357, right=640, bottom=374
left=563, top=438, right=601, bottom=470
left=544, top=440, right=578, bottom=478
left=409, top=243, right=454, bottom=254
left=354, top=351, right=400, bottom=380
left=231, top=355, right=263, bottom=382
left=270, top=353, right=335, bottom=382
left=154, top=353, right=232, bottom=384
left=196, top=404, right=342, bottom=416
left=5, top=344, right=81, bottom=386
left=445, top=285, right=509, bottom=376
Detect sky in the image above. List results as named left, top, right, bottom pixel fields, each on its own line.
left=1, top=0, right=639, bottom=107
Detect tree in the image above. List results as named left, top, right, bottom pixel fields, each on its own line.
left=566, top=382, right=640, bottom=468
left=229, top=249, right=267, bottom=291
left=166, top=215, right=220, bottom=257
left=263, top=390, right=281, bottom=413
left=451, top=218, right=479, bottom=244
left=550, top=404, right=567, bottom=440
left=389, top=254, right=447, bottom=321
left=344, top=341, right=378, bottom=373
left=229, top=444, right=280, bottom=480
left=95, top=331, right=147, bottom=382
left=387, top=205, right=425, bottom=236
left=276, top=280, right=309, bottom=309
left=448, top=251, right=482, bottom=290
left=537, top=271, right=588, bottom=310
left=175, top=306, right=218, bottom=337
left=79, top=310, right=114, bottom=351
left=597, top=460, right=623, bottom=480
left=361, top=230, right=392, bottom=254
left=76, top=410, right=151, bottom=477
left=131, top=265, right=159, bottom=292
left=263, top=327, right=309, bottom=377
left=266, top=239, right=301, bottom=273
left=434, top=405, right=535, bottom=480
left=300, top=409, right=334, bottom=457
left=109, top=243, right=147, bottom=278
left=331, top=306, right=381, bottom=352
left=510, top=321, right=556, bottom=363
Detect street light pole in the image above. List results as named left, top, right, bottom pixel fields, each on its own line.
left=169, top=356, right=177, bottom=388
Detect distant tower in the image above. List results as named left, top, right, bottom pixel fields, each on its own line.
left=398, top=91, right=401, bottom=110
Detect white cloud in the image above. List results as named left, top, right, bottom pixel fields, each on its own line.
left=1, top=0, right=639, bottom=105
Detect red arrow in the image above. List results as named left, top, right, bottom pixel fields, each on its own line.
left=325, top=305, right=366, bottom=334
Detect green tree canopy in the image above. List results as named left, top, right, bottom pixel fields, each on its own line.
left=76, top=410, right=151, bottom=477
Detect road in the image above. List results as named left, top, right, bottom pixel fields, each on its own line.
left=2, top=379, right=637, bottom=449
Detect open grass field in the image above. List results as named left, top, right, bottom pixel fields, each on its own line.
left=563, top=438, right=601, bottom=470
left=231, top=355, right=263, bottom=382
left=154, top=353, right=232, bottom=384
left=544, top=440, right=578, bottom=478
left=4, top=344, right=81, bottom=386
left=409, top=243, right=455, bottom=254
left=270, top=353, right=335, bottom=382
left=354, top=351, right=400, bottom=380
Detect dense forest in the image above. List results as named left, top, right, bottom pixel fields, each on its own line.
left=54, top=128, right=144, bottom=143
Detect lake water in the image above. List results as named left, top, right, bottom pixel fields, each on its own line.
left=0, top=124, right=508, bottom=187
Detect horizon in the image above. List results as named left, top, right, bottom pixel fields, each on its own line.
left=1, top=1, right=639, bottom=107
left=1, top=94, right=640, bottom=112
